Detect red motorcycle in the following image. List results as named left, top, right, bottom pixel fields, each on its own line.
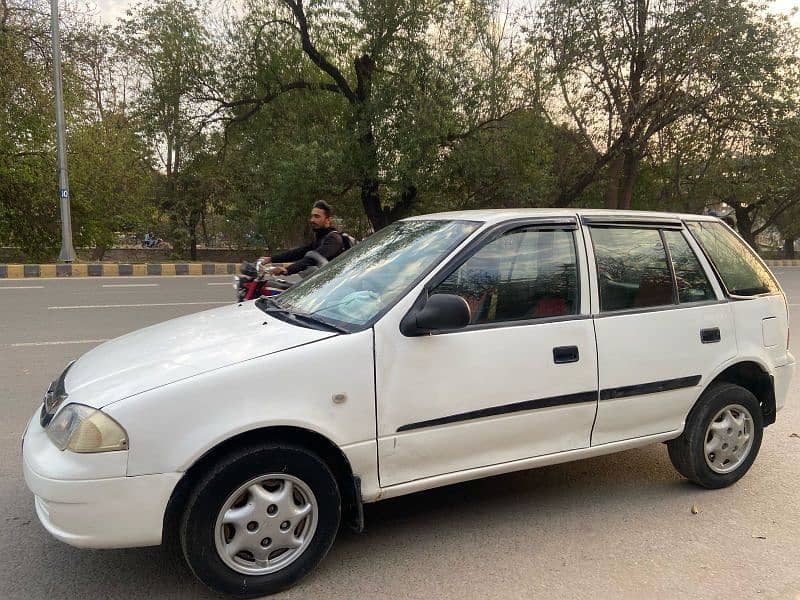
left=234, top=252, right=328, bottom=302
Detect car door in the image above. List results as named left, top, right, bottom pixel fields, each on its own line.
left=373, top=218, right=599, bottom=487
left=584, top=217, right=738, bottom=446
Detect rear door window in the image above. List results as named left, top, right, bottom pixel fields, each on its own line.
left=591, top=227, right=676, bottom=312
left=663, top=230, right=715, bottom=303
left=686, top=221, right=779, bottom=296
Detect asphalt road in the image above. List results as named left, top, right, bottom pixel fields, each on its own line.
left=2, top=272, right=799, bottom=600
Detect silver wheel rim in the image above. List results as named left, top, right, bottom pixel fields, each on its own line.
left=214, top=474, right=318, bottom=576
left=704, top=404, right=754, bottom=474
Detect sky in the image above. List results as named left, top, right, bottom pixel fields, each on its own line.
left=91, top=0, right=128, bottom=23
left=91, top=0, right=799, bottom=25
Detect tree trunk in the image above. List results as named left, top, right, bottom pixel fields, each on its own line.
left=605, top=154, right=623, bottom=209
left=357, top=124, right=389, bottom=231
left=91, top=245, right=107, bottom=261
left=619, top=150, right=639, bottom=210
left=188, top=223, right=198, bottom=261
left=360, top=177, right=386, bottom=231
left=784, top=237, right=796, bottom=259
left=165, top=134, right=173, bottom=179
left=732, top=204, right=757, bottom=248
left=189, top=211, right=200, bottom=261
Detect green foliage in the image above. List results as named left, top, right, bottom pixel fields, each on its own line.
left=0, top=3, right=61, bottom=259
left=1, top=0, right=799, bottom=259
left=68, top=115, right=156, bottom=250
left=532, top=0, right=800, bottom=209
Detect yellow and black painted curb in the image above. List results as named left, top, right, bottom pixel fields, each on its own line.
left=1, top=258, right=797, bottom=279
left=0, top=263, right=240, bottom=278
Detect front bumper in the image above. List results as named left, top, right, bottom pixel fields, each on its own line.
left=22, top=412, right=181, bottom=549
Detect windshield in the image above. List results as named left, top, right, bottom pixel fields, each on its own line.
left=269, top=220, right=480, bottom=329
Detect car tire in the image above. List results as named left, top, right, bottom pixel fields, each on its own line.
left=179, top=444, right=341, bottom=598
left=667, top=382, right=763, bottom=489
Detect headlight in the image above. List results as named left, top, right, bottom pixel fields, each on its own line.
left=46, top=404, right=129, bottom=453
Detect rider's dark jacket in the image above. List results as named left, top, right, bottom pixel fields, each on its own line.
left=272, top=227, right=344, bottom=275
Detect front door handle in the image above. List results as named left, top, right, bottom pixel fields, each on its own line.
left=553, top=346, right=579, bottom=364
left=701, top=327, right=721, bottom=344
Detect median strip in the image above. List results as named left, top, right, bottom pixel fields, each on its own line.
left=0, top=263, right=239, bottom=279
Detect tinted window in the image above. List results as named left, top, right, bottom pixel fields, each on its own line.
left=592, top=228, right=675, bottom=311
left=434, top=228, right=577, bottom=325
left=686, top=221, right=779, bottom=296
left=663, top=230, right=715, bottom=303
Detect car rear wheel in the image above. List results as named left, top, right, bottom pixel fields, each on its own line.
left=667, top=382, right=763, bottom=489
left=180, top=444, right=341, bottom=598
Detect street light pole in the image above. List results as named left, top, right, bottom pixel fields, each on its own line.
left=51, top=0, right=77, bottom=262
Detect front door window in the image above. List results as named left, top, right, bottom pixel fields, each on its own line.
left=434, top=228, right=578, bottom=324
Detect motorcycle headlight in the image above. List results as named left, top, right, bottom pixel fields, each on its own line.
left=46, top=404, right=129, bottom=453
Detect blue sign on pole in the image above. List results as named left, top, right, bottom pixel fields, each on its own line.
left=59, top=189, right=68, bottom=199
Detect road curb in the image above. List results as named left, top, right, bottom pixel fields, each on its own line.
left=765, top=260, right=800, bottom=267
left=0, top=263, right=239, bottom=278
left=3, top=258, right=795, bottom=279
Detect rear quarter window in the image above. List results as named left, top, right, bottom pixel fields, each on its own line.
left=686, top=221, right=779, bottom=296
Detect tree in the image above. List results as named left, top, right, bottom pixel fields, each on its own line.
left=208, top=0, right=532, bottom=230
left=117, top=0, right=214, bottom=257
left=712, top=118, right=800, bottom=248
left=424, top=109, right=556, bottom=212
left=533, top=0, right=798, bottom=209
left=68, top=114, right=155, bottom=258
left=0, top=1, right=67, bottom=258
left=0, top=2, right=162, bottom=259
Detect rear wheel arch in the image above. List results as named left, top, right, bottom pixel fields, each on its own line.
left=699, top=361, right=776, bottom=427
left=163, top=426, right=363, bottom=551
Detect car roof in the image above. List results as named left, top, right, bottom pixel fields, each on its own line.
left=405, top=208, right=719, bottom=225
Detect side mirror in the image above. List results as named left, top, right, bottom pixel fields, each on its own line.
left=400, top=293, right=471, bottom=336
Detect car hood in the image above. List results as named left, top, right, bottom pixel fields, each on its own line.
left=63, top=301, right=337, bottom=409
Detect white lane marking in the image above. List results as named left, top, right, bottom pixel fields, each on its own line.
left=0, top=286, right=45, bottom=289
left=48, top=301, right=230, bottom=310
left=208, top=282, right=232, bottom=286
left=7, top=339, right=109, bottom=347
left=101, top=283, right=159, bottom=288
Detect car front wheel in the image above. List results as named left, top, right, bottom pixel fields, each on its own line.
left=179, top=444, right=341, bottom=598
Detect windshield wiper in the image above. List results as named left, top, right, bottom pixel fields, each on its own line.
left=290, top=311, right=350, bottom=333
left=256, top=296, right=283, bottom=312
left=256, top=296, right=348, bottom=333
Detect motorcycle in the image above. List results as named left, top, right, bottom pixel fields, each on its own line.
left=142, top=234, right=170, bottom=249
left=234, top=251, right=328, bottom=302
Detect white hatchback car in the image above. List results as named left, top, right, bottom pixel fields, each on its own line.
left=23, top=210, right=794, bottom=597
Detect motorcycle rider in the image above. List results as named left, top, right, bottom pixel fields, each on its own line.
left=260, top=201, right=345, bottom=275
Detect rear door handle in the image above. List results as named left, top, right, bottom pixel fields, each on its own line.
left=701, top=327, right=721, bottom=344
left=553, top=346, right=579, bottom=364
